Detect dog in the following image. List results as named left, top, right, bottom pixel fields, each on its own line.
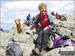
left=15, top=19, right=24, bottom=33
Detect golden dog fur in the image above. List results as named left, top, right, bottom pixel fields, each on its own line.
left=15, top=19, right=24, bottom=33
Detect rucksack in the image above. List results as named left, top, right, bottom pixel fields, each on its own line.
left=6, top=42, right=23, bottom=56
left=54, top=35, right=75, bottom=48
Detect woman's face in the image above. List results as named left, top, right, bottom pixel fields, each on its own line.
left=39, top=8, right=46, bottom=16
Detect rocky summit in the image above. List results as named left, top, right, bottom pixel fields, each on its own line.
left=0, top=14, right=75, bottom=56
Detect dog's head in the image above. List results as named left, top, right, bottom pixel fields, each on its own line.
left=15, top=19, right=21, bottom=24
left=18, top=19, right=21, bottom=22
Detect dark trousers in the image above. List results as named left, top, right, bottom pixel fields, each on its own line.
left=35, top=29, right=52, bottom=50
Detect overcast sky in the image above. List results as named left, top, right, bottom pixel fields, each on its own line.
left=1, top=0, right=75, bottom=30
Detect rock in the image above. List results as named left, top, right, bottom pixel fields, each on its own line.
left=47, top=36, right=54, bottom=48
left=44, top=46, right=75, bottom=56
left=23, top=25, right=31, bottom=30
left=71, top=29, right=75, bottom=38
left=60, top=21, right=75, bottom=29
left=0, top=33, right=13, bottom=48
left=0, top=48, right=6, bottom=56
left=67, top=14, right=75, bottom=21
left=15, top=42, right=35, bottom=56
left=9, top=28, right=17, bottom=34
left=55, top=20, right=75, bottom=30
left=0, top=32, right=13, bottom=56
left=32, top=34, right=38, bottom=40
left=55, top=27, right=72, bottom=36
left=13, top=34, right=33, bottom=43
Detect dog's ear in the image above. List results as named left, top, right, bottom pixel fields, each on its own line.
left=15, top=20, right=16, bottom=22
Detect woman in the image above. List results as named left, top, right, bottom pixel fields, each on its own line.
left=32, top=3, right=55, bottom=55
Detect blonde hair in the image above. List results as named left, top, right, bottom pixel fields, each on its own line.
left=38, top=3, right=47, bottom=10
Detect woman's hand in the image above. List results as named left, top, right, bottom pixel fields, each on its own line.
left=43, top=27, right=48, bottom=30
left=32, top=29, right=36, bottom=34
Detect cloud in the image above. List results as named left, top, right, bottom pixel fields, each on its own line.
left=1, top=18, right=14, bottom=25
left=47, top=1, right=74, bottom=13
left=65, top=5, right=74, bottom=10
left=1, top=1, right=74, bottom=30
left=4, top=1, right=45, bottom=10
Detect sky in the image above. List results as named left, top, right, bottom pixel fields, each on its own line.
left=1, top=0, right=75, bottom=30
